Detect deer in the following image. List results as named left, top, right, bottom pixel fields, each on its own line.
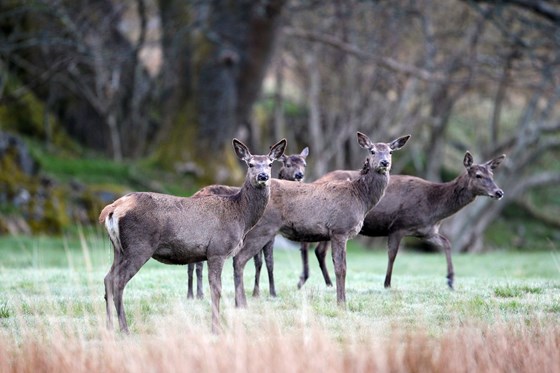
left=98, top=138, right=287, bottom=333
left=229, top=132, right=410, bottom=308
left=296, top=151, right=505, bottom=291
left=187, top=147, right=310, bottom=300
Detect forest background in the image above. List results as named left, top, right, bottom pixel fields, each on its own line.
left=1, top=0, right=559, bottom=253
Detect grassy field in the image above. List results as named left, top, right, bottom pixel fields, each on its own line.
left=0, top=231, right=559, bottom=372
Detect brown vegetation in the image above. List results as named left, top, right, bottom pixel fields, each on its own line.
left=1, top=320, right=558, bottom=373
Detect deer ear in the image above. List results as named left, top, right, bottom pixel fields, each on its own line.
left=357, top=132, right=373, bottom=149
left=486, top=154, right=506, bottom=170
left=463, top=151, right=474, bottom=168
left=268, top=138, right=287, bottom=160
left=300, top=147, right=309, bottom=159
left=233, top=138, right=251, bottom=161
left=389, top=135, right=411, bottom=150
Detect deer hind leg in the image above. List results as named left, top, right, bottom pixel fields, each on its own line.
left=111, top=251, right=152, bottom=334
left=207, top=256, right=225, bottom=334
left=263, top=240, right=277, bottom=297
left=315, top=241, right=332, bottom=287
left=297, top=243, right=310, bottom=289
left=104, top=241, right=124, bottom=331
left=252, top=250, right=263, bottom=298
left=385, top=233, right=404, bottom=288
left=425, top=234, right=454, bottom=289
left=104, top=267, right=117, bottom=330
left=195, top=262, right=204, bottom=299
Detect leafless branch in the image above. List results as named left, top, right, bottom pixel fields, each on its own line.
left=283, top=27, right=442, bottom=81
left=509, top=171, right=560, bottom=198
left=514, top=198, right=560, bottom=230
left=468, top=0, right=560, bottom=25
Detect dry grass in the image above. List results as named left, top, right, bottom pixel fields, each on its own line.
left=1, top=234, right=559, bottom=372
left=1, top=313, right=559, bottom=373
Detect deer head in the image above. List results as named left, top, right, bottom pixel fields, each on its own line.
left=233, top=138, right=287, bottom=188
left=357, top=132, right=411, bottom=174
left=463, top=151, right=506, bottom=199
left=278, top=147, right=309, bottom=182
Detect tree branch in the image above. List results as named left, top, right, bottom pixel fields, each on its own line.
left=468, top=0, right=560, bottom=25
left=282, top=27, right=442, bottom=81
left=514, top=198, right=560, bottom=230
left=508, top=171, right=560, bottom=198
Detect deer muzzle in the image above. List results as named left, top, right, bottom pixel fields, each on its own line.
left=256, top=172, right=270, bottom=184
left=377, top=160, right=390, bottom=174
left=493, top=189, right=504, bottom=200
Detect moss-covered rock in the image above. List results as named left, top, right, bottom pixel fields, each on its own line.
left=0, top=131, right=115, bottom=235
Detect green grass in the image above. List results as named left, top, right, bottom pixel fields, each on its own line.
left=1, top=234, right=559, bottom=372
left=24, top=138, right=200, bottom=196
left=1, top=233, right=559, bottom=339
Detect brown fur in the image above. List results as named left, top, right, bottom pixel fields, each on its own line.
left=300, top=151, right=505, bottom=290
left=231, top=133, right=410, bottom=307
left=99, top=138, right=287, bottom=333
left=98, top=194, right=137, bottom=224
left=187, top=147, right=310, bottom=300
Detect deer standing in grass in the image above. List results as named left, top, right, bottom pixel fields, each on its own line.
left=226, top=132, right=410, bottom=307
left=297, top=151, right=505, bottom=290
left=187, top=147, right=310, bottom=299
left=99, top=138, right=287, bottom=333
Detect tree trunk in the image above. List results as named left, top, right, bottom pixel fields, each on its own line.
left=155, top=0, right=286, bottom=184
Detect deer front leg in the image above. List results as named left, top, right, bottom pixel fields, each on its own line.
left=252, top=250, right=263, bottom=297
left=330, top=235, right=348, bottom=307
left=262, top=240, right=277, bottom=297
left=195, top=262, right=204, bottom=299
left=207, top=256, right=225, bottom=334
left=297, top=243, right=310, bottom=289
left=315, top=241, right=332, bottom=287
left=425, top=233, right=454, bottom=289
left=233, top=255, right=249, bottom=308
left=384, top=233, right=404, bottom=289
left=187, top=263, right=195, bottom=299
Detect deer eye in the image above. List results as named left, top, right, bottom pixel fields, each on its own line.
left=249, top=163, right=255, bottom=168
left=268, top=163, right=273, bottom=167
left=370, top=150, right=376, bottom=155
left=389, top=151, right=393, bottom=155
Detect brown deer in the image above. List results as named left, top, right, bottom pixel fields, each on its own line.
left=98, top=138, right=287, bottom=333
left=230, top=132, right=410, bottom=307
left=187, top=147, right=310, bottom=300
left=297, top=151, right=505, bottom=290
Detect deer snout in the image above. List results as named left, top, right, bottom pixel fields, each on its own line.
left=257, top=172, right=269, bottom=183
left=494, top=189, right=504, bottom=200
left=294, top=171, right=304, bottom=181
left=379, top=160, right=390, bottom=169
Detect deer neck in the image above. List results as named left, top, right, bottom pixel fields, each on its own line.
left=352, top=163, right=390, bottom=212
left=435, top=173, right=476, bottom=218
left=236, top=177, right=270, bottom=231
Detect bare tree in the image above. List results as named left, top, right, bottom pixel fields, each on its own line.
left=0, top=0, right=287, bottom=176
left=275, top=0, right=560, bottom=251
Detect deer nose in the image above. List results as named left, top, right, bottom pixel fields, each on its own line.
left=495, top=189, right=504, bottom=199
left=295, top=171, right=304, bottom=181
left=380, top=160, right=389, bottom=168
left=257, top=172, right=269, bottom=182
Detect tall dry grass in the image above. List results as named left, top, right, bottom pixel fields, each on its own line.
left=1, top=315, right=559, bottom=373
